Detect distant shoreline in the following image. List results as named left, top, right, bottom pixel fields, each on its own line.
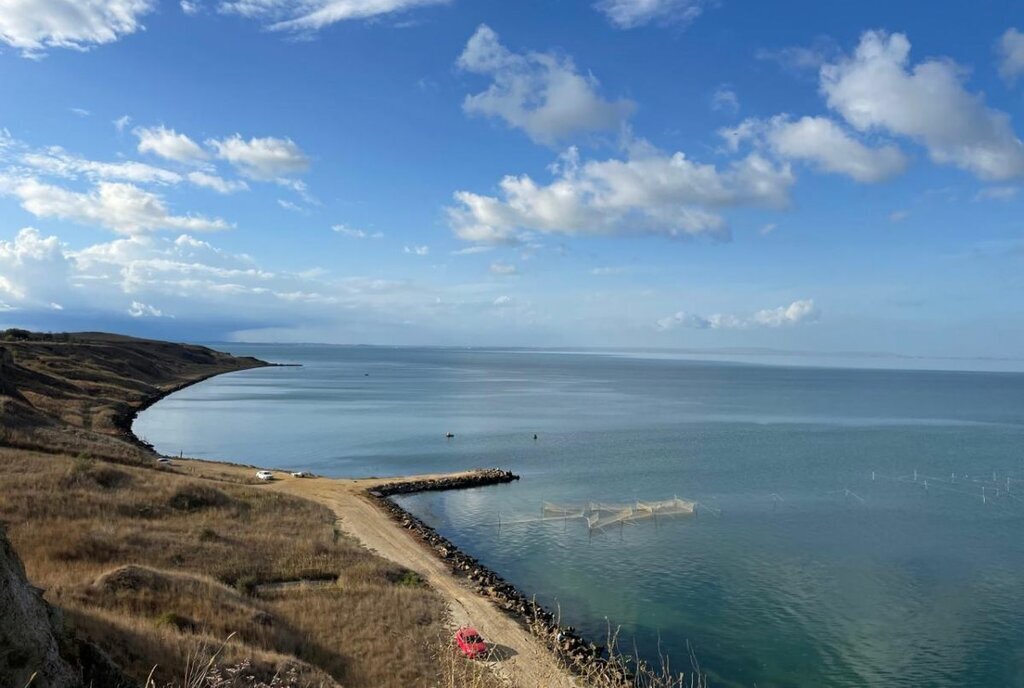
left=119, top=360, right=273, bottom=453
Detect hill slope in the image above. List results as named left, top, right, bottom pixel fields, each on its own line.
left=0, top=331, right=461, bottom=688
left=0, top=330, right=267, bottom=463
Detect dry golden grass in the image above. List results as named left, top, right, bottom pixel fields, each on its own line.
left=0, top=449, right=449, bottom=688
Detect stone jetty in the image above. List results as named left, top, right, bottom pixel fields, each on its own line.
left=367, top=469, right=635, bottom=685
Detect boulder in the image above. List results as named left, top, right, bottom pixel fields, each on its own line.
left=0, top=527, right=80, bottom=688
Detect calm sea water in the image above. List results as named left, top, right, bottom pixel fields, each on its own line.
left=135, top=345, right=1024, bottom=687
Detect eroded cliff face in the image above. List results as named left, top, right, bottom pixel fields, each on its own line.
left=0, top=527, right=80, bottom=688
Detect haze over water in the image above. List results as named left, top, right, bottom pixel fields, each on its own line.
left=136, top=345, right=1024, bottom=687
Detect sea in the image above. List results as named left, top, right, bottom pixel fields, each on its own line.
left=134, top=345, right=1024, bottom=687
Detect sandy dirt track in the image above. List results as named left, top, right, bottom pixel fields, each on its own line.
left=182, top=461, right=577, bottom=688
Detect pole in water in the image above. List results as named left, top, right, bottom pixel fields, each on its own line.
left=914, top=469, right=918, bottom=482
left=872, top=471, right=876, bottom=481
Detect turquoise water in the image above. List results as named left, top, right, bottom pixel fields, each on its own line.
left=135, top=345, right=1024, bottom=687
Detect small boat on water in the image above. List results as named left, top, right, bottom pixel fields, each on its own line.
left=445, top=432, right=455, bottom=439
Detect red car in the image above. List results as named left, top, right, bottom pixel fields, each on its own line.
left=454, top=626, right=487, bottom=659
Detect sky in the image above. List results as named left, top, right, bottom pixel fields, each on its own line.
left=0, top=0, right=1023, bottom=364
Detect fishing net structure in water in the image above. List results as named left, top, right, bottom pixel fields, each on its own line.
left=494, top=497, right=698, bottom=532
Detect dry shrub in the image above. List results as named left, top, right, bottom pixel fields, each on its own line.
left=168, top=486, right=232, bottom=512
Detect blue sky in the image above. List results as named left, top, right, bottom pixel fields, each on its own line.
left=0, top=0, right=1023, bottom=364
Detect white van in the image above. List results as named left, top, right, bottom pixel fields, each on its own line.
left=256, top=470, right=274, bottom=481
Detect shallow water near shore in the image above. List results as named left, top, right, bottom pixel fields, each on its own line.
left=136, top=345, right=1024, bottom=687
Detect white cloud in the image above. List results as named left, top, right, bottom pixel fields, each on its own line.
left=590, top=266, right=627, bottom=275
left=595, top=0, right=707, bottom=29
left=277, top=199, right=307, bottom=213
left=451, top=245, right=494, bottom=255
left=458, top=25, right=635, bottom=145
left=113, top=115, right=132, bottom=132
left=492, top=295, right=512, bottom=307
left=821, top=31, right=1024, bottom=181
left=758, top=115, right=907, bottom=183
left=404, top=244, right=430, bottom=256
left=889, top=209, right=910, bottom=223
left=20, top=146, right=184, bottom=185
left=70, top=107, right=91, bottom=117
left=710, top=85, right=739, bottom=114
left=186, top=171, right=249, bottom=194
left=656, top=299, right=818, bottom=331
left=0, top=0, right=154, bottom=56
left=181, top=0, right=200, bottom=14
left=4, top=132, right=248, bottom=194
left=207, top=134, right=309, bottom=180
left=974, top=185, right=1019, bottom=202
left=333, top=224, right=382, bottom=239
left=218, top=0, right=448, bottom=33
left=74, top=234, right=273, bottom=293
left=0, top=227, right=511, bottom=341
left=6, top=178, right=230, bottom=234
left=489, top=261, right=517, bottom=275
left=751, top=299, right=817, bottom=327
left=759, top=223, right=777, bottom=236
left=0, top=228, right=72, bottom=307
left=135, top=125, right=209, bottom=163
left=755, top=38, right=838, bottom=73
left=448, top=145, right=794, bottom=244
left=128, top=300, right=166, bottom=318
left=998, top=28, right=1024, bottom=83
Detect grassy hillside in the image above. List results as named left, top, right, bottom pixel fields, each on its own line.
left=0, top=331, right=473, bottom=688
left=1, top=449, right=450, bottom=687
left=0, top=330, right=266, bottom=463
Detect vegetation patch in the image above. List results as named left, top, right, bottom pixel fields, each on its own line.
left=155, top=611, right=197, bottom=633
left=168, top=485, right=232, bottom=512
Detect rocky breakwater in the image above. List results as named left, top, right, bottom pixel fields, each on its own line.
left=367, top=469, right=633, bottom=686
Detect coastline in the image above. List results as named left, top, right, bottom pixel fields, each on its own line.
left=134, top=367, right=591, bottom=687
left=116, top=359, right=273, bottom=452
left=3, top=332, right=675, bottom=687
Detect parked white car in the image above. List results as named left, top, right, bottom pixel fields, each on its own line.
left=256, top=470, right=274, bottom=481
left=290, top=471, right=310, bottom=478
